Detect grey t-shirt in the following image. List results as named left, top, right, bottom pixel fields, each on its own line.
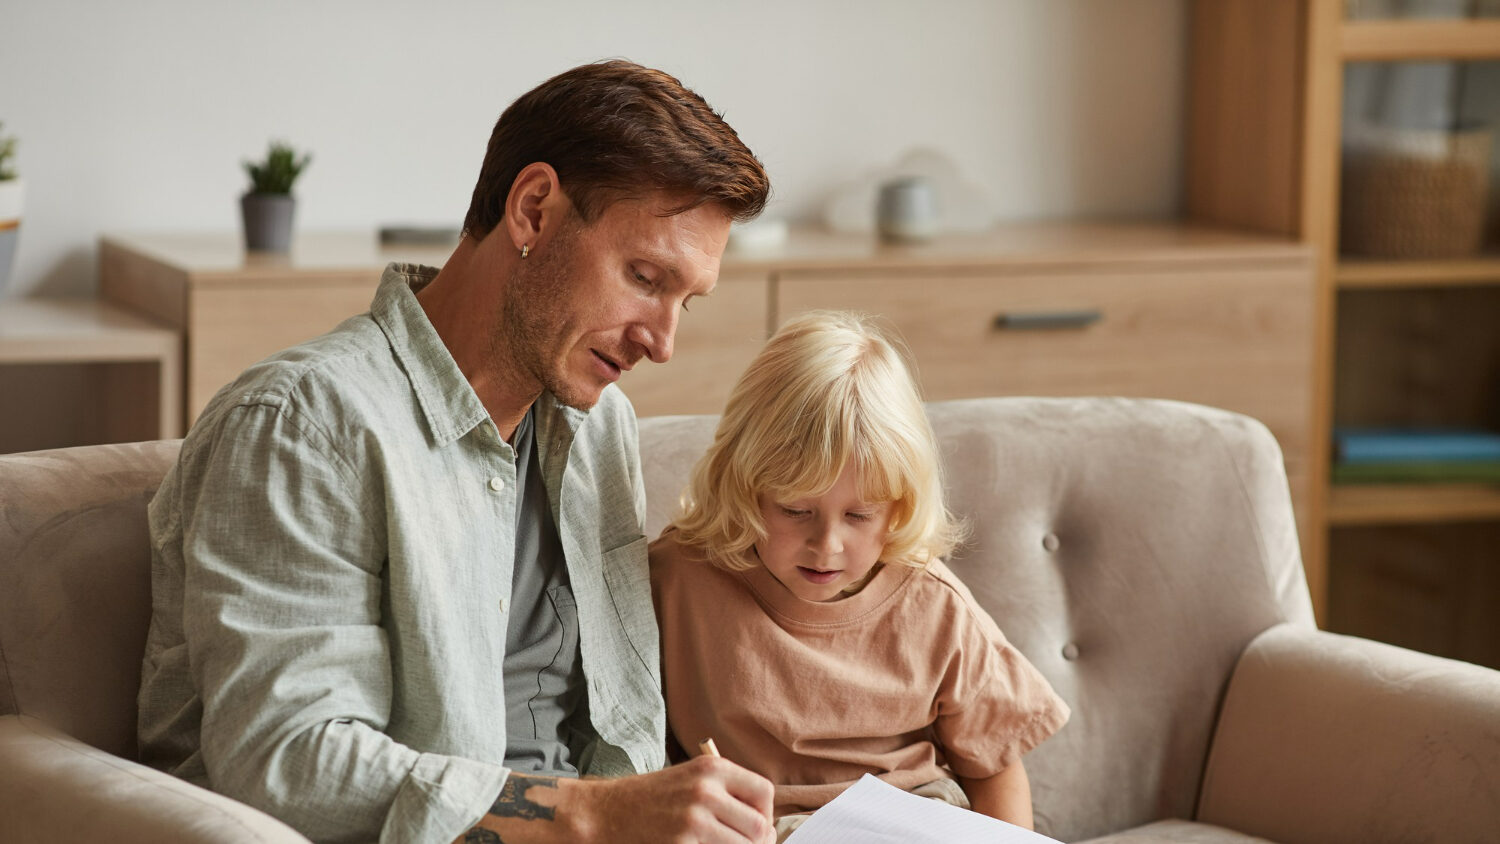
left=502, top=408, right=584, bottom=776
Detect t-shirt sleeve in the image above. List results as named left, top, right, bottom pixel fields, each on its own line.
left=932, top=591, right=1071, bottom=780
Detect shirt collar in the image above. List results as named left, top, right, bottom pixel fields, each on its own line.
left=372, top=262, right=591, bottom=452
left=372, top=263, right=491, bottom=447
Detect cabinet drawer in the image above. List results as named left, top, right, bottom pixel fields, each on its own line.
left=778, top=264, right=1315, bottom=528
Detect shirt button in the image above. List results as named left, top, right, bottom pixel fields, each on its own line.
left=1062, top=643, right=1080, bottom=661
left=489, top=476, right=505, bottom=492
left=1042, top=533, right=1060, bottom=552
left=498, top=597, right=509, bottom=613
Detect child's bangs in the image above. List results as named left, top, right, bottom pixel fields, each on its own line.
left=756, top=426, right=851, bottom=504
left=755, top=404, right=914, bottom=510
left=852, top=411, right=917, bottom=507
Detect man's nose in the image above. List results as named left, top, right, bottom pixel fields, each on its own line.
left=630, top=304, right=678, bottom=364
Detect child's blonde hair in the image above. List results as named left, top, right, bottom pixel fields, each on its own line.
left=672, top=310, right=964, bottom=572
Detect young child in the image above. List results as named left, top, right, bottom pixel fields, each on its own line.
left=650, top=310, right=1070, bottom=840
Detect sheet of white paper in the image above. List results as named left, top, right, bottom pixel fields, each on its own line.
left=783, top=775, right=1062, bottom=844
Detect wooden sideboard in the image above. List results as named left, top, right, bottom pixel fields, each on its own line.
left=100, top=224, right=1318, bottom=608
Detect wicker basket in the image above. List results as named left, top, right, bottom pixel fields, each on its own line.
left=1340, top=123, right=1492, bottom=259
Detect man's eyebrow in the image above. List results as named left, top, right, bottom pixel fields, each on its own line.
left=639, top=249, right=683, bottom=283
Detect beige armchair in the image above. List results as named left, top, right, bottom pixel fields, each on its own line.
left=3, top=397, right=1497, bottom=843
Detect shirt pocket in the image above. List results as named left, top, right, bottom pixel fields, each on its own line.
left=598, top=535, right=660, bottom=682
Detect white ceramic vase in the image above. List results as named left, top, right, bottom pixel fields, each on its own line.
left=876, top=176, right=939, bottom=243
left=0, top=179, right=23, bottom=294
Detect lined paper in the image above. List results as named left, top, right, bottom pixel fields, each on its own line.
left=784, top=775, right=1062, bottom=844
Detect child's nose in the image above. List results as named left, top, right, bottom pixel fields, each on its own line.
left=810, top=521, right=843, bottom=555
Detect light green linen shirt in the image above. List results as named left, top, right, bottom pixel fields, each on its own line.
left=137, top=264, right=665, bottom=844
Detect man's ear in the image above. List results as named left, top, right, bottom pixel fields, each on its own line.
left=504, top=162, right=567, bottom=251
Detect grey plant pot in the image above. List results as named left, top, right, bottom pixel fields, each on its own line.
left=241, top=193, right=296, bottom=252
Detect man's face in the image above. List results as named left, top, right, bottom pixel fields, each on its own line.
left=499, top=195, right=731, bottom=411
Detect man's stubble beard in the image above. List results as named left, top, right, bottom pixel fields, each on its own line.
left=493, top=225, right=601, bottom=412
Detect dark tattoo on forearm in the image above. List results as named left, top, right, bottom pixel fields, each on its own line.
left=489, top=773, right=559, bottom=823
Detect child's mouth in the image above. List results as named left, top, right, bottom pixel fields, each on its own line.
left=797, top=566, right=840, bottom=585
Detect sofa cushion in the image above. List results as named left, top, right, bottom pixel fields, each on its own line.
left=0, top=440, right=181, bottom=758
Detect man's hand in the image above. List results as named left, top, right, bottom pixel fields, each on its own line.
left=461, top=757, right=775, bottom=844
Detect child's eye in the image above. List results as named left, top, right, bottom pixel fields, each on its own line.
left=847, top=511, right=874, bottom=522
left=779, top=506, right=809, bottom=518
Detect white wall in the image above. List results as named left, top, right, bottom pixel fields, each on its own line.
left=0, top=0, right=1186, bottom=298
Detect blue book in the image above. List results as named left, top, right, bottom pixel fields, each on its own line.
left=1334, top=428, right=1500, bottom=463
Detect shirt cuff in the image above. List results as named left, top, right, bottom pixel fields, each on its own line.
left=379, top=752, right=509, bottom=844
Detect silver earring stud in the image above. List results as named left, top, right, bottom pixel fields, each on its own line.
left=520, top=244, right=530, bottom=259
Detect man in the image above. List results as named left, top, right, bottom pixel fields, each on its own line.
left=137, top=61, right=774, bottom=844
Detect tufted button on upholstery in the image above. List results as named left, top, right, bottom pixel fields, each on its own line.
left=1062, top=642, right=1080, bottom=661
left=1042, top=532, right=1060, bottom=552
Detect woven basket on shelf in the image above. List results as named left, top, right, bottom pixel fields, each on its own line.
left=1340, top=123, right=1492, bottom=259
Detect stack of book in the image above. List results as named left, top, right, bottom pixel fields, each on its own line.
left=1332, top=428, right=1500, bottom=484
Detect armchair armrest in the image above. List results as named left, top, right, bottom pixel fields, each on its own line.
left=1198, top=624, right=1500, bottom=844
left=0, top=715, right=310, bottom=843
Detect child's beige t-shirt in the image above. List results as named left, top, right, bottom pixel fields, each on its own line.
left=649, top=530, right=1071, bottom=816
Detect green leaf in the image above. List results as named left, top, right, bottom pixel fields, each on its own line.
left=244, top=139, right=312, bottom=194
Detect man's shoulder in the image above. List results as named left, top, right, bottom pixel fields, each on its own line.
left=186, top=314, right=409, bottom=454
left=208, top=316, right=392, bottom=414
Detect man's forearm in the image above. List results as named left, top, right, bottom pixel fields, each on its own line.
left=459, top=773, right=578, bottom=844
left=490, top=773, right=559, bottom=823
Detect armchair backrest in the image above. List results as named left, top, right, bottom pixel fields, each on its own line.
left=637, top=396, right=1316, bottom=842
left=0, top=440, right=181, bottom=759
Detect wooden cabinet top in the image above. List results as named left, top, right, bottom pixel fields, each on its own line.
left=101, top=221, right=1311, bottom=285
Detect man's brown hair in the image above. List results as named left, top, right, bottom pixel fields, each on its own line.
left=463, top=60, right=770, bottom=239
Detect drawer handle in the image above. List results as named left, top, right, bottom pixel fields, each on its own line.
left=992, top=309, right=1103, bottom=331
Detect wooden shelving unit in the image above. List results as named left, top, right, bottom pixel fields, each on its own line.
left=1337, top=257, right=1500, bottom=288
left=1188, top=1, right=1500, bottom=644
left=1329, top=484, right=1500, bottom=526
left=1341, top=19, right=1500, bottom=61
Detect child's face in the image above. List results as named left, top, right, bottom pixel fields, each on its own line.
left=755, top=463, right=893, bottom=602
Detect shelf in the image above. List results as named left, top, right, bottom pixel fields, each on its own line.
left=0, top=298, right=180, bottom=364
left=1337, top=257, right=1500, bottom=289
left=1342, top=20, right=1500, bottom=62
left=1328, top=482, right=1500, bottom=526
left=0, top=298, right=185, bottom=446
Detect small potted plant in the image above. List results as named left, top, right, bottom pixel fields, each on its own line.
left=241, top=140, right=311, bottom=252
left=0, top=122, right=21, bottom=292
